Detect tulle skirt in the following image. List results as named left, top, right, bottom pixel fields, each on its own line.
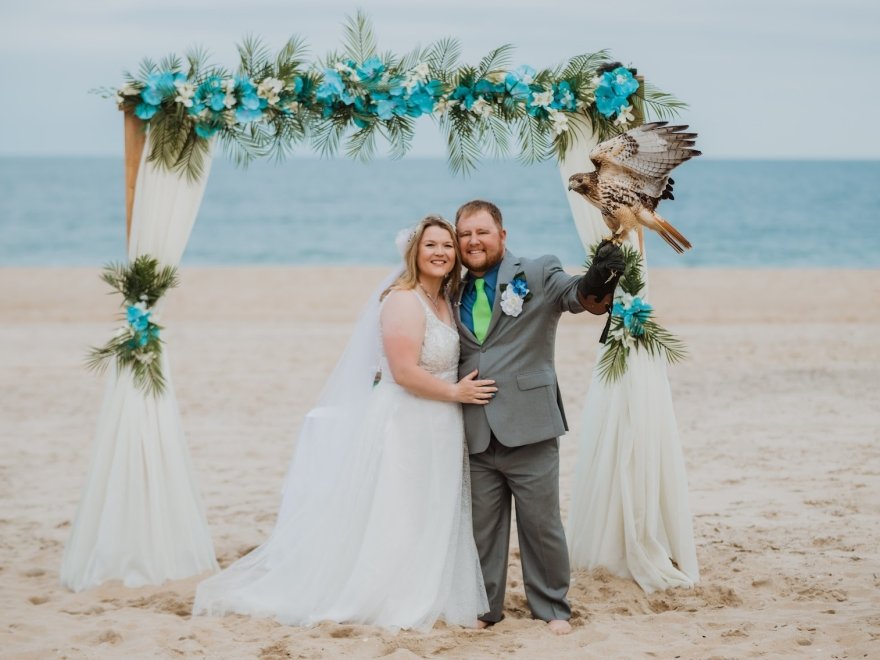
left=193, top=379, right=487, bottom=630
left=567, top=346, right=699, bottom=593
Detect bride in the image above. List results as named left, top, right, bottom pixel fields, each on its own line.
left=193, top=216, right=493, bottom=630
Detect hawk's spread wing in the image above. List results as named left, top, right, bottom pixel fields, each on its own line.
left=590, top=122, right=700, bottom=199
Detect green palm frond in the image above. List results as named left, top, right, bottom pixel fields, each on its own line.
left=476, top=44, right=514, bottom=78
left=638, top=81, right=688, bottom=121
left=276, top=35, right=309, bottom=72
left=311, top=117, right=348, bottom=157
left=346, top=124, right=378, bottom=161
left=596, top=335, right=629, bottom=383
left=342, top=10, right=377, bottom=63
left=397, top=44, right=425, bottom=73
left=218, top=125, right=268, bottom=170
left=185, top=46, right=210, bottom=78
left=135, top=57, right=158, bottom=80
left=442, top=113, right=482, bottom=176
left=481, top=115, right=512, bottom=160
left=157, top=54, right=183, bottom=74
left=171, top=126, right=212, bottom=182
left=237, top=34, right=272, bottom=75
left=425, top=37, right=461, bottom=75
left=382, top=117, right=415, bottom=160
left=516, top=115, right=550, bottom=165
left=561, top=50, right=610, bottom=78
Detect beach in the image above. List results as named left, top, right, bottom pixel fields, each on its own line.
left=1, top=266, right=878, bottom=659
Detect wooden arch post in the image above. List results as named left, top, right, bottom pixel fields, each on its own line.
left=123, top=110, right=147, bottom=248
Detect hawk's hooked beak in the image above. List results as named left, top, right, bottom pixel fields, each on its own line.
left=567, top=180, right=577, bottom=191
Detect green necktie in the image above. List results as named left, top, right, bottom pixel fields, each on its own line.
left=473, top=277, right=492, bottom=343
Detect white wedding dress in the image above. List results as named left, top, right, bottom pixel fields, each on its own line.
left=193, top=290, right=487, bottom=630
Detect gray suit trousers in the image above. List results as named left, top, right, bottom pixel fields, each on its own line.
left=470, top=436, right=571, bottom=623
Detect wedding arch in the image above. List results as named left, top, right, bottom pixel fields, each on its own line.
left=61, top=13, right=687, bottom=591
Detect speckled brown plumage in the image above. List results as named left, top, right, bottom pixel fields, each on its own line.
left=568, top=122, right=700, bottom=254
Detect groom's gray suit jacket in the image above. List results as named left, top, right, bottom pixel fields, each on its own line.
left=455, top=251, right=585, bottom=453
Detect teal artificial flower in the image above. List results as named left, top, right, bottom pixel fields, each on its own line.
left=126, top=305, right=151, bottom=332
left=505, top=65, right=535, bottom=101
left=612, top=296, right=653, bottom=337
left=608, top=67, right=639, bottom=97
left=315, top=69, right=356, bottom=107
left=194, top=122, right=220, bottom=139
left=356, top=56, right=385, bottom=82
left=595, top=67, right=638, bottom=118
left=134, top=102, right=159, bottom=120
left=450, top=84, right=476, bottom=110
left=551, top=81, right=577, bottom=112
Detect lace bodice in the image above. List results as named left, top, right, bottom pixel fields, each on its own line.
left=380, top=290, right=460, bottom=384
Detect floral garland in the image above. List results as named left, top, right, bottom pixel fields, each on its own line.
left=589, top=243, right=687, bottom=383
left=98, top=13, right=685, bottom=178
left=86, top=256, right=179, bottom=397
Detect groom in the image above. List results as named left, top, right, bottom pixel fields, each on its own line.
left=453, top=200, right=623, bottom=634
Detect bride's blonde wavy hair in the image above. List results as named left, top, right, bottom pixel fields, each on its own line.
left=382, top=215, right=461, bottom=301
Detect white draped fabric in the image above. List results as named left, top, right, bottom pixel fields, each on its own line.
left=60, top=136, right=218, bottom=591
left=558, top=114, right=699, bottom=593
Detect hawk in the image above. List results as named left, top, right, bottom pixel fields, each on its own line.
left=568, top=122, right=700, bottom=254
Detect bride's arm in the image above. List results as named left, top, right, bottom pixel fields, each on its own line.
left=381, top=290, right=496, bottom=405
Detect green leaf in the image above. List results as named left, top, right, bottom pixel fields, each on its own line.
left=342, top=10, right=377, bottom=63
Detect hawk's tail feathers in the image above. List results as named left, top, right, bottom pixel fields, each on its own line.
left=638, top=209, right=692, bottom=254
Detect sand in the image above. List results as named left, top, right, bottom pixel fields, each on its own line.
left=1, top=266, right=878, bottom=659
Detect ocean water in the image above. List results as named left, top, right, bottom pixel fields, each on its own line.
left=1, top=157, right=878, bottom=267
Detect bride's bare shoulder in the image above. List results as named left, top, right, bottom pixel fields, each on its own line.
left=381, top=287, right=425, bottom=324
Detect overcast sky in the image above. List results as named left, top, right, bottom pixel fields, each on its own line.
left=1, top=0, right=877, bottom=159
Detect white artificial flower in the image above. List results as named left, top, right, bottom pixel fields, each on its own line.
left=222, top=78, right=236, bottom=93
left=257, top=77, right=284, bottom=106
left=174, top=82, right=195, bottom=108
left=335, top=61, right=356, bottom=79
left=613, top=292, right=634, bottom=311
left=432, top=98, right=451, bottom=116
left=121, top=82, right=140, bottom=97
left=115, top=91, right=125, bottom=107
left=610, top=327, right=636, bottom=349
left=286, top=100, right=301, bottom=113
left=134, top=351, right=157, bottom=364
left=133, top=300, right=148, bottom=312
left=548, top=109, right=569, bottom=135
left=150, top=313, right=162, bottom=324
left=500, top=289, right=524, bottom=317
left=224, top=91, right=237, bottom=109
left=470, top=97, right=493, bottom=119
left=413, top=62, right=430, bottom=81
left=530, top=90, right=554, bottom=108
left=614, top=104, right=635, bottom=126
left=486, top=71, right=506, bottom=84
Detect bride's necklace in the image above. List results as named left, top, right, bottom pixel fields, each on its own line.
left=418, top=281, right=443, bottom=308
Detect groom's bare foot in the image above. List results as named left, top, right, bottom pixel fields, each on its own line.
left=548, top=619, right=572, bottom=635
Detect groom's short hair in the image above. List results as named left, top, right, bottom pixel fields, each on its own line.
left=455, top=200, right=503, bottom=229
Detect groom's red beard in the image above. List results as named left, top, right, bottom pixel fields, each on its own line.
left=461, top=247, right=504, bottom=274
